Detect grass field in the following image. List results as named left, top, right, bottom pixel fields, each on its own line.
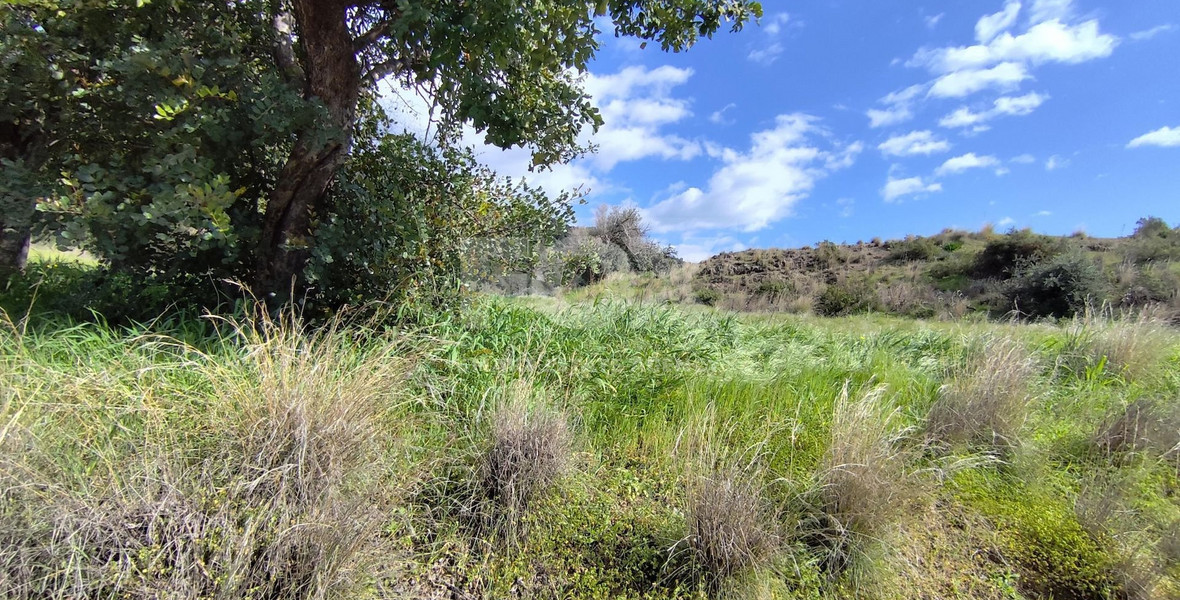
left=2, top=288, right=1179, bottom=599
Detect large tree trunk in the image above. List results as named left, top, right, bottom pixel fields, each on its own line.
left=254, top=0, right=360, bottom=297
left=0, top=122, right=33, bottom=276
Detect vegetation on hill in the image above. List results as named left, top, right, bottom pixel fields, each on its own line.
left=683, top=218, right=1180, bottom=321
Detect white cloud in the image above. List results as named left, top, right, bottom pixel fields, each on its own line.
left=643, top=114, right=861, bottom=233
left=710, top=103, right=737, bottom=125
left=912, top=19, right=1118, bottom=74
left=935, top=153, right=1002, bottom=176
left=1028, top=0, right=1073, bottom=25
left=976, top=1, right=1022, bottom=44
left=1035, top=210, right=1053, bottom=216
left=1127, top=125, right=1180, bottom=148
left=837, top=197, right=855, bottom=218
left=939, top=92, right=1049, bottom=128
left=749, top=13, right=792, bottom=65
left=1045, top=154, right=1070, bottom=170
left=998, top=216, right=1016, bottom=227
left=672, top=234, right=748, bottom=262
left=763, top=13, right=792, bottom=36
left=1011, top=153, right=1037, bottom=164
left=748, top=42, right=785, bottom=65
left=928, top=62, right=1030, bottom=98
left=581, top=65, right=702, bottom=170
left=878, top=130, right=951, bottom=157
left=1130, top=24, right=1175, bottom=42
left=925, top=13, right=945, bottom=29
left=866, top=84, right=926, bottom=128
left=882, top=176, right=942, bottom=202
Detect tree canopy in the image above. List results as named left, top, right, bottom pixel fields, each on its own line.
left=1, top=0, right=762, bottom=307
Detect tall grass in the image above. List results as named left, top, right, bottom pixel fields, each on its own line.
left=0, top=308, right=418, bottom=599
left=927, top=336, right=1038, bottom=452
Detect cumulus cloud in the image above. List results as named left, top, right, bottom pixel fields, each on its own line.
left=871, top=0, right=1117, bottom=124
left=882, top=176, right=942, bottom=202
left=748, top=13, right=792, bottom=65
left=878, top=130, right=952, bottom=157
left=928, top=62, right=1029, bottom=98
left=911, top=17, right=1118, bottom=74
left=1010, top=153, right=1037, bottom=164
left=935, top=152, right=1002, bottom=176
left=671, top=234, right=748, bottom=262
left=939, top=92, right=1049, bottom=128
left=1127, top=125, right=1180, bottom=148
left=643, top=114, right=862, bottom=233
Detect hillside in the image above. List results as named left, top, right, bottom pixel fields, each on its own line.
left=687, top=221, right=1180, bottom=320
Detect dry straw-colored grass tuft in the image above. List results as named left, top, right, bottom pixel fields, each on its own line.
left=927, top=336, right=1037, bottom=452
left=807, top=385, right=917, bottom=575
left=684, top=464, right=781, bottom=595
left=475, top=381, right=573, bottom=541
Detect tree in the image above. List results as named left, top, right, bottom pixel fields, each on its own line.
left=253, top=0, right=762, bottom=295
left=4, top=0, right=762, bottom=298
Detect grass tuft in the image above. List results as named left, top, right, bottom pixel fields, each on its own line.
left=475, top=381, right=573, bottom=542
left=927, top=336, right=1037, bottom=453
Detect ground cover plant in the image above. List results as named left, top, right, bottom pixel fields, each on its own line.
left=4, top=263, right=1179, bottom=599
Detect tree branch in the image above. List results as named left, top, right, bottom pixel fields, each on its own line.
left=273, top=10, right=306, bottom=89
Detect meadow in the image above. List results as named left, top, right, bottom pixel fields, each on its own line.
left=2, top=269, right=1178, bottom=599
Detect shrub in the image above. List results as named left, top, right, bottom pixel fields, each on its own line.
left=694, top=286, right=722, bottom=307
left=973, top=229, right=1063, bottom=279
left=813, top=241, right=847, bottom=270
left=1004, top=251, right=1106, bottom=318
left=753, top=278, right=794, bottom=303
left=476, top=383, right=572, bottom=541
left=815, top=277, right=880, bottom=317
left=887, top=235, right=942, bottom=262
left=927, top=337, right=1037, bottom=453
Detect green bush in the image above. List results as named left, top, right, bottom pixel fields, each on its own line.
left=1004, top=251, right=1106, bottom=319
left=694, top=287, right=722, bottom=307
left=753, top=278, right=795, bottom=302
left=887, top=236, right=942, bottom=262
left=973, top=229, right=1064, bottom=279
left=815, top=277, right=880, bottom=317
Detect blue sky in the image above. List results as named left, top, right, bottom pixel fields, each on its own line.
left=391, top=0, right=1180, bottom=261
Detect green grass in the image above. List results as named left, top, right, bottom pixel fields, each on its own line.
left=2, top=293, right=1179, bottom=599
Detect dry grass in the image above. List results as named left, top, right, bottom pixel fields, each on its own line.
left=672, top=418, right=782, bottom=596
left=927, top=337, right=1037, bottom=453
left=684, top=465, right=781, bottom=595
left=1088, top=310, right=1176, bottom=381
left=0, top=307, right=415, bottom=599
left=806, top=385, right=917, bottom=575
left=475, top=381, right=572, bottom=541
left=1095, top=398, right=1180, bottom=467
left=1075, top=474, right=1170, bottom=600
